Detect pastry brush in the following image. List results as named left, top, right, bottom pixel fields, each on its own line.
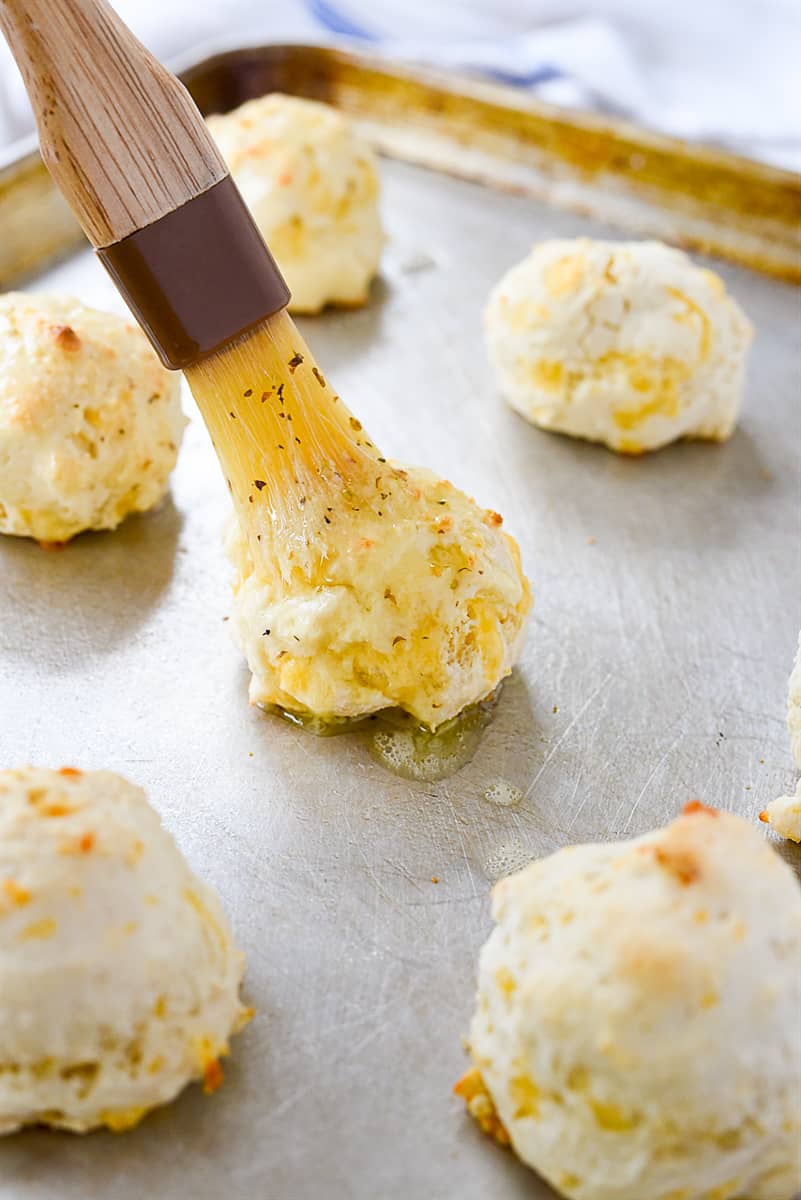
left=0, top=0, right=381, bottom=554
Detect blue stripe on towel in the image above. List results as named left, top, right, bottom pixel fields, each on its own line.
left=307, top=0, right=378, bottom=40
left=306, top=4, right=563, bottom=91
left=482, top=64, right=563, bottom=87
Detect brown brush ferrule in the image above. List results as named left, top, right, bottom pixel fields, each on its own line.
left=96, top=175, right=291, bottom=370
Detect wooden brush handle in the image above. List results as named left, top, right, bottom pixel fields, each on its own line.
left=0, top=0, right=227, bottom=247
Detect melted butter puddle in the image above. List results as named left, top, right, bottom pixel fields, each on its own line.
left=483, top=779, right=523, bottom=807
left=367, top=693, right=500, bottom=781
left=261, top=689, right=501, bottom=782
left=483, top=840, right=534, bottom=883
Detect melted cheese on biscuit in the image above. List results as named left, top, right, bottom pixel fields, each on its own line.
left=227, top=463, right=530, bottom=729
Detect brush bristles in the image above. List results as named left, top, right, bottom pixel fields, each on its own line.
left=186, top=311, right=383, bottom=570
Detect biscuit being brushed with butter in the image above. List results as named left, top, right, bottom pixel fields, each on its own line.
left=195, top=315, right=531, bottom=733
left=485, top=239, right=752, bottom=454
left=225, top=460, right=530, bottom=731
left=457, top=803, right=801, bottom=1200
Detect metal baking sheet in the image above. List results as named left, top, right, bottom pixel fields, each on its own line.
left=1, top=45, right=799, bottom=1200
left=3, top=43, right=800, bottom=290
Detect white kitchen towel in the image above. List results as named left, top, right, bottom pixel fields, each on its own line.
left=0, top=0, right=799, bottom=170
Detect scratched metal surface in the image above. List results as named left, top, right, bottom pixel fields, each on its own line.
left=1, top=148, right=800, bottom=1200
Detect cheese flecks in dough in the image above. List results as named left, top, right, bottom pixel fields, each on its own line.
left=462, top=804, right=801, bottom=1200
left=0, top=767, right=248, bottom=1134
left=485, top=239, right=752, bottom=454
left=208, top=94, right=384, bottom=314
left=0, top=293, right=184, bottom=543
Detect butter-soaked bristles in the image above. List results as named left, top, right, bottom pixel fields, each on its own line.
left=186, top=311, right=383, bottom=567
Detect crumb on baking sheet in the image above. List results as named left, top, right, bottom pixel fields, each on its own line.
left=453, top=1067, right=510, bottom=1147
